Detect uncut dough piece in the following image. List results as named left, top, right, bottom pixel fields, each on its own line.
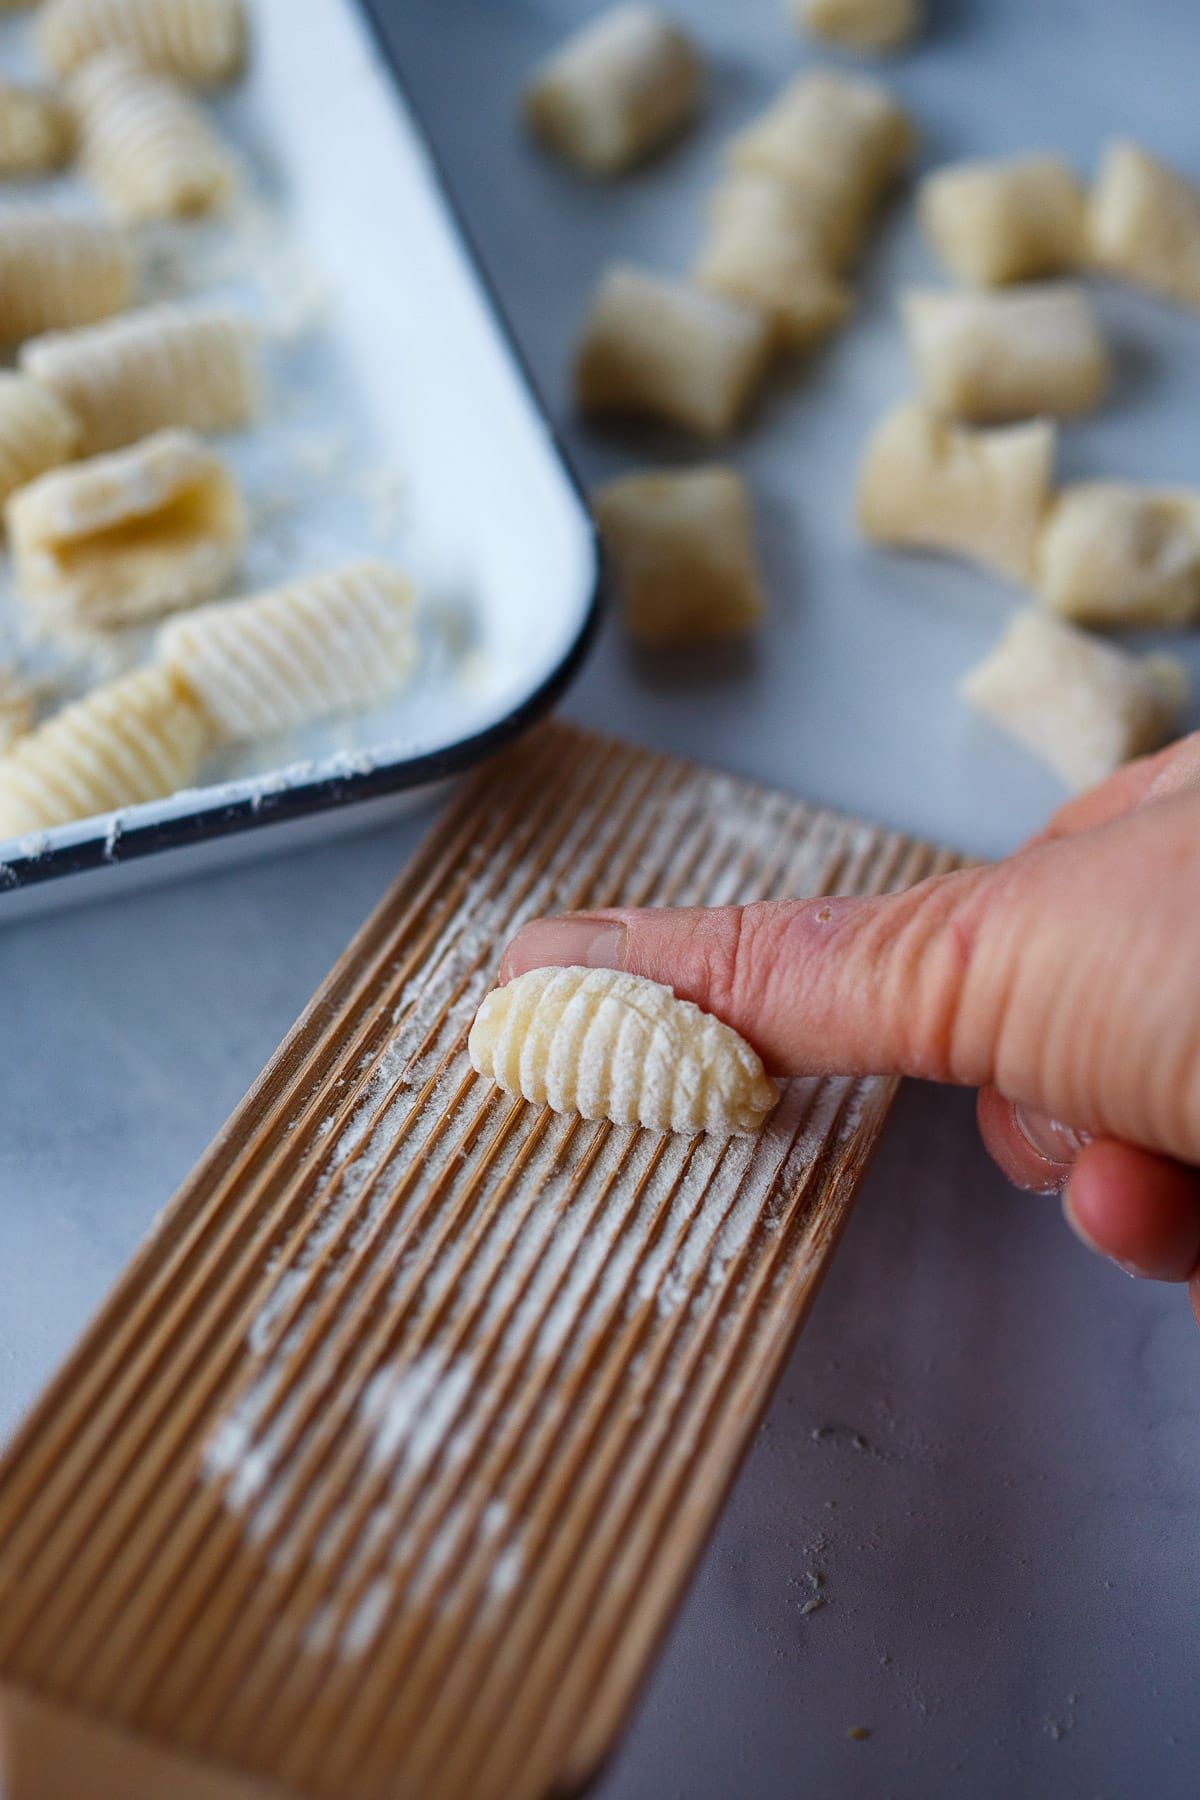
left=0, top=664, right=211, bottom=837
left=22, top=303, right=259, bottom=454
left=37, top=0, right=248, bottom=85
left=729, top=69, right=916, bottom=222
left=594, top=466, right=766, bottom=645
left=69, top=50, right=235, bottom=220
left=1036, top=482, right=1200, bottom=627
left=523, top=4, right=702, bottom=176
left=1089, top=140, right=1200, bottom=310
left=8, top=428, right=247, bottom=634
left=919, top=154, right=1086, bottom=286
left=157, top=558, right=418, bottom=743
left=0, top=210, right=134, bottom=339
left=963, top=610, right=1189, bottom=793
left=575, top=265, right=771, bottom=437
left=857, top=404, right=1054, bottom=582
left=0, top=83, right=71, bottom=176
left=903, top=285, right=1110, bottom=422
left=0, top=670, right=35, bottom=753
left=0, top=373, right=79, bottom=504
left=795, top=0, right=922, bottom=54
left=695, top=176, right=853, bottom=349
left=469, top=965, right=779, bottom=1137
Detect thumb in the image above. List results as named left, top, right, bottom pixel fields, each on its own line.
left=500, top=799, right=1200, bottom=1165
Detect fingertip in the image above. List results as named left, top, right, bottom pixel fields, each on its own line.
left=500, top=915, right=628, bottom=983
left=976, top=1087, right=1074, bottom=1193
left=1064, top=1139, right=1200, bottom=1283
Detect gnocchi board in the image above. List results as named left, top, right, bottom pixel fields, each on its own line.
left=0, top=720, right=957, bottom=1800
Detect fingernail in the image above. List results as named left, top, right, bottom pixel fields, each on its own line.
left=1013, top=1105, right=1092, bottom=1169
left=502, top=916, right=627, bottom=981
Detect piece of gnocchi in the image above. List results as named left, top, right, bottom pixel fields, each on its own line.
left=730, top=69, right=916, bottom=222
left=69, top=49, right=235, bottom=220
left=1035, top=482, right=1200, bottom=628
left=709, top=168, right=860, bottom=273
left=794, top=0, right=922, bottom=54
left=0, top=209, right=135, bottom=339
left=523, top=4, right=702, bottom=177
left=37, top=0, right=248, bottom=86
left=0, top=664, right=212, bottom=837
left=919, top=153, right=1087, bottom=286
left=22, top=302, right=259, bottom=454
left=575, top=264, right=772, bottom=437
left=1088, top=140, right=1200, bottom=311
left=157, top=559, right=417, bottom=743
left=0, top=373, right=79, bottom=504
left=857, top=403, right=1055, bottom=582
left=7, top=428, right=246, bottom=635
left=695, top=176, right=853, bottom=349
left=469, top=965, right=779, bottom=1137
left=902, top=285, right=1110, bottom=422
left=0, top=83, right=71, bottom=176
left=0, top=670, right=35, bottom=754
left=594, top=465, right=766, bottom=646
left=963, top=610, right=1189, bottom=794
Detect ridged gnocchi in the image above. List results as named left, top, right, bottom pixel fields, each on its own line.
left=0, top=82, right=71, bottom=176
left=1088, top=140, right=1200, bottom=311
left=575, top=264, right=772, bottom=437
left=0, top=670, right=35, bottom=754
left=22, top=302, right=259, bottom=454
left=523, top=4, right=703, bottom=177
left=1035, top=482, right=1200, bottom=627
left=794, top=0, right=922, bottom=55
left=857, top=402, right=1055, bottom=581
left=594, top=465, right=766, bottom=645
left=919, top=154, right=1087, bottom=287
left=0, top=209, right=135, bottom=339
left=902, top=285, right=1110, bottom=422
left=469, top=965, right=779, bottom=1137
left=38, top=0, right=248, bottom=86
left=695, top=173, right=853, bottom=349
left=69, top=49, right=235, bottom=220
left=157, top=558, right=418, bottom=743
left=0, top=372, right=80, bottom=504
left=7, top=428, right=247, bottom=634
left=0, top=664, right=212, bottom=837
left=963, top=610, right=1189, bottom=794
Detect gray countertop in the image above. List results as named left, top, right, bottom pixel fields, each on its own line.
left=3, top=2, right=1200, bottom=1796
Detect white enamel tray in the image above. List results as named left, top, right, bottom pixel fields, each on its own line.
left=0, top=0, right=600, bottom=916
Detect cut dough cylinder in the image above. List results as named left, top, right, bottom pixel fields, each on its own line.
left=729, top=69, right=916, bottom=222
left=0, top=209, right=135, bottom=339
left=919, top=154, right=1087, bottom=286
left=963, top=610, right=1189, bottom=793
left=469, top=965, right=779, bottom=1137
left=857, top=403, right=1055, bottom=582
left=22, top=303, right=259, bottom=454
left=575, top=265, right=772, bottom=437
left=157, top=559, right=418, bottom=743
left=1035, top=482, right=1200, bottom=627
left=69, top=49, right=235, bottom=220
left=710, top=167, right=860, bottom=273
left=795, top=0, right=922, bottom=54
left=0, top=83, right=71, bottom=176
left=695, top=176, right=853, bottom=349
left=37, top=0, right=248, bottom=85
left=0, top=664, right=212, bottom=837
left=594, top=465, right=766, bottom=645
left=1089, top=140, right=1200, bottom=311
left=0, top=670, right=35, bottom=753
left=0, top=373, right=79, bottom=504
left=7, top=429, right=247, bottom=634
left=523, top=4, right=702, bottom=176
left=902, top=285, right=1110, bottom=422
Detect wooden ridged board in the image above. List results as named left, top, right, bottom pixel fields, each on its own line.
left=0, top=721, right=956, bottom=1800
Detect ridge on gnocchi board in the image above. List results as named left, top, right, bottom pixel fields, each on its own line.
left=0, top=722, right=957, bottom=1800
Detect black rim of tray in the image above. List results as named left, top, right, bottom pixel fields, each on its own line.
left=1, top=0, right=602, bottom=896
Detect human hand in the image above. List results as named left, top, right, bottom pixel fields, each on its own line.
left=501, top=733, right=1200, bottom=1326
